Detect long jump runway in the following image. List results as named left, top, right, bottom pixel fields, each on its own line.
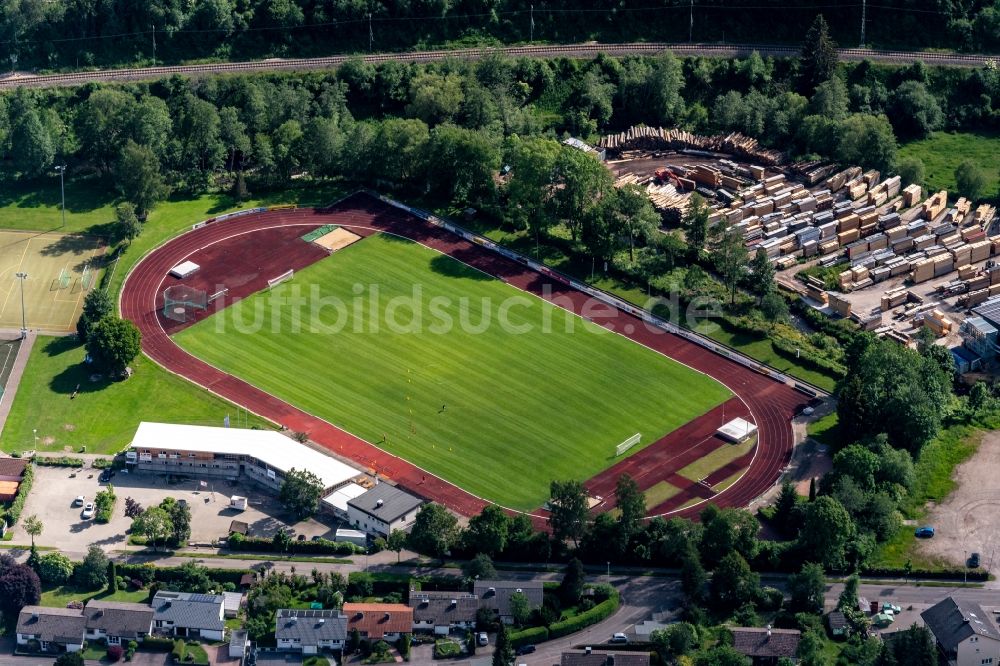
left=120, top=192, right=806, bottom=520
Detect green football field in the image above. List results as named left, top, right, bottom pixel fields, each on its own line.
left=174, top=234, right=731, bottom=509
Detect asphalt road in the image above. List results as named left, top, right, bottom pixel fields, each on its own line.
left=0, top=42, right=995, bottom=89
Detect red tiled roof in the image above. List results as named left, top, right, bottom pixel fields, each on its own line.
left=343, top=603, right=412, bottom=639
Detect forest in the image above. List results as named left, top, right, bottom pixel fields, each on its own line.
left=0, top=0, right=999, bottom=71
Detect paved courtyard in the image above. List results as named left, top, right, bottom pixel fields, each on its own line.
left=13, top=465, right=337, bottom=555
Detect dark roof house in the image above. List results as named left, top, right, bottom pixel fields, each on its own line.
left=16, top=606, right=87, bottom=648
left=921, top=596, right=1000, bottom=660
left=275, top=609, right=347, bottom=647
left=0, top=457, right=28, bottom=479
left=151, top=591, right=225, bottom=638
left=560, top=651, right=650, bottom=666
left=474, top=580, right=544, bottom=620
left=84, top=601, right=153, bottom=640
left=409, top=591, right=479, bottom=628
left=347, top=484, right=423, bottom=525
left=828, top=610, right=849, bottom=636
left=731, top=627, right=801, bottom=665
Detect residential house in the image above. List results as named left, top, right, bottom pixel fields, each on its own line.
left=83, top=601, right=153, bottom=646
left=229, top=630, right=249, bottom=660
left=343, top=603, right=413, bottom=642
left=921, top=596, right=1000, bottom=666
left=222, top=591, right=244, bottom=619
left=474, top=580, right=544, bottom=625
left=275, top=609, right=348, bottom=654
left=560, top=650, right=650, bottom=666
left=151, top=591, right=225, bottom=641
left=346, top=483, right=423, bottom=537
left=0, top=457, right=27, bottom=501
left=408, top=591, right=479, bottom=635
left=16, top=606, right=86, bottom=653
left=730, top=627, right=801, bottom=666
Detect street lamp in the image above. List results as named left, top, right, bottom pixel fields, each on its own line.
left=15, top=272, right=28, bottom=338
left=32, top=429, right=38, bottom=449
left=54, top=165, right=66, bottom=229
left=607, top=561, right=610, bottom=585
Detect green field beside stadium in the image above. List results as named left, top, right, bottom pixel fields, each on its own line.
left=174, top=234, right=731, bottom=509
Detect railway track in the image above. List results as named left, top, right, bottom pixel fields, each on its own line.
left=1, top=42, right=995, bottom=89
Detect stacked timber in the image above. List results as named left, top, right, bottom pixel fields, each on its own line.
left=598, top=127, right=784, bottom=165
left=645, top=182, right=690, bottom=215
left=975, top=204, right=997, bottom=232
left=922, top=191, right=949, bottom=221
left=902, top=184, right=922, bottom=208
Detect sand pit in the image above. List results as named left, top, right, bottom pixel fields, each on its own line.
left=314, top=227, right=361, bottom=252
left=916, top=430, right=1000, bottom=570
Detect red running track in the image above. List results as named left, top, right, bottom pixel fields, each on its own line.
left=120, top=192, right=806, bottom=520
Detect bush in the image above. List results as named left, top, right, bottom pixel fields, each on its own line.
left=117, top=562, right=251, bottom=586
left=5, top=463, right=34, bottom=526
left=509, top=625, right=549, bottom=647
left=107, top=644, right=124, bottom=662
left=91, top=458, right=115, bottom=469
left=139, top=636, right=174, bottom=652
left=226, top=533, right=360, bottom=555
left=548, top=590, right=620, bottom=639
left=94, top=486, right=116, bottom=523
left=32, top=456, right=85, bottom=467
left=433, top=639, right=462, bottom=658
left=860, top=566, right=989, bottom=581
left=171, top=639, right=185, bottom=661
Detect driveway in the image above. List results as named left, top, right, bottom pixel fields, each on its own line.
left=12, top=466, right=337, bottom=556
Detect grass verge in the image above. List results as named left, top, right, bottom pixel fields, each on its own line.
left=897, top=130, right=1000, bottom=197
left=0, top=336, right=270, bottom=454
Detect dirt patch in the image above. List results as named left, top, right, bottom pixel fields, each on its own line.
left=917, top=430, right=1000, bottom=569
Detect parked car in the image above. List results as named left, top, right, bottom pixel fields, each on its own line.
left=914, top=526, right=935, bottom=538
left=882, top=602, right=901, bottom=614
left=98, top=469, right=114, bottom=482
left=477, top=633, right=489, bottom=647
left=73, top=496, right=85, bottom=507
left=81, top=503, right=95, bottom=519
left=610, top=633, right=629, bottom=644
left=515, top=645, right=536, bottom=656
left=969, top=552, right=981, bottom=568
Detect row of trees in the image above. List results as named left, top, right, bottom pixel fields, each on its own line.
left=3, top=2, right=1000, bottom=72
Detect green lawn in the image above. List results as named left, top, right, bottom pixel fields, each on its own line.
left=703, top=324, right=838, bottom=392
left=898, top=130, right=1000, bottom=199
left=0, top=336, right=270, bottom=454
left=175, top=234, right=731, bottom=509
left=677, top=436, right=757, bottom=482
left=40, top=583, right=150, bottom=608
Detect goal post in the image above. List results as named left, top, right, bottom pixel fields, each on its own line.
left=267, top=269, right=294, bottom=290
left=615, top=433, right=641, bottom=457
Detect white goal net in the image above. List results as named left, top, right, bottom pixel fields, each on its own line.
left=267, top=269, right=294, bottom=290
left=615, top=433, right=641, bottom=457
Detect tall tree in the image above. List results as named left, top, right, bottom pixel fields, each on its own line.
left=747, top=248, right=775, bottom=305
left=465, top=504, right=510, bottom=558
left=684, top=193, right=710, bottom=254
left=492, top=622, right=514, bottom=666
left=773, top=480, right=800, bottom=535
left=559, top=557, right=586, bottom=605
left=74, top=545, right=109, bottom=589
left=710, top=551, right=759, bottom=612
left=114, top=202, right=142, bottom=243
left=680, top=543, right=707, bottom=604
left=548, top=480, right=589, bottom=547
left=387, top=529, right=408, bottom=563
left=800, top=496, right=855, bottom=570
left=955, top=159, right=989, bottom=201
left=615, top=473, right=646, bottom=555
left=277, top=468, right=324, bottom=520
left=461, top=553, right=497, bottom=581
left=503, top=136, right=561, bottom=248
left=22, top=514, right=42, bottom=547
left=713, top=223, right=749, bottom=304
left=788, top=562, right=826, bottom=613
left=116, top=140, right=168, bottom=218
left=408, top=502, right=459, bottom=562
left=9, top=105, right=54, bottom=177
left=85, top=316, right=141, bottom=376
left=131, top=506, right=172, bottom=549
left=800, top=14, right=838, bottom=88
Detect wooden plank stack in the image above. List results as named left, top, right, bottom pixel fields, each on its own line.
left=598, top=127, right=784, bottom=165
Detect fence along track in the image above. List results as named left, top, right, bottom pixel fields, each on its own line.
left=2, top=42, right=994, bottom=89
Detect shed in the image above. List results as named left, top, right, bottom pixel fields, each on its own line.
left=228, top=629, right=248, bottom=659
left=222, top=591, right=244, bottom=618
left=828, top=610, right=849, bottom=637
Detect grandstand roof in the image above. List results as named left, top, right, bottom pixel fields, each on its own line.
left=130, top=422, right=359, bottom=489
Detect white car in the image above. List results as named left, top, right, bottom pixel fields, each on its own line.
left=477, top=632, right=488, bottom=647
left=73, top=496, right=85, bottom=507
left=81, top=503, right=95, bottom=519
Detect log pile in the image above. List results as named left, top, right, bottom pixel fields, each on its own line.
left=599, top=127, right=784, bottom=165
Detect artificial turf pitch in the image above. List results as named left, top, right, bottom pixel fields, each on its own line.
left=174, top=234, right=731, bottom=509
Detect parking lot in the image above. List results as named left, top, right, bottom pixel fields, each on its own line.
left=14, top=465, right=337, bottom=555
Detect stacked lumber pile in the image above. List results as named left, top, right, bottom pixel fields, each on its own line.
left=645, top=182, right=690, bottom=215
left=599, top=127, right=784, bottom=165
left=974, top=204, right=997, bottom=232
left=791, top=161, right=838, bottom=185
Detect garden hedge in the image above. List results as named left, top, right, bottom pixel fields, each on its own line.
left=32, top=456, right=84, bottom=467
left=227, top=532, right=360, bottom=555
left=118, top=562, right=252, bottom=586
left=509, top=626, right=549, bottom=647
left=4, top=463, right=34, bottom=526
left=548, top=590, right=620, bottom=639
left=140, top=636, right=174, bottom=652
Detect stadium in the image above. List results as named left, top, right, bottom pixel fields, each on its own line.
left=119, top=192, right=806, bottom=519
